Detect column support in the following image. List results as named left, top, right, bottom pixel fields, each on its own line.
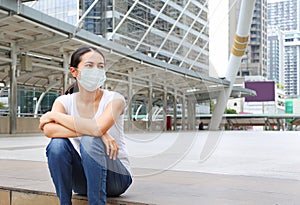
left=62, top=52, right=69, bottom=94
left=173, top=92, right=177, bottom=131
left=127, top=74, right=133, bottom=131
left=163, top=87, right=167, bottom=131
left=9, top=44, right=17, bottom=134
left=187, top=96, right=195, bottom=130
left=182, top=95, right=186, bottom=130
left=148, top=81, right=153, bottom=131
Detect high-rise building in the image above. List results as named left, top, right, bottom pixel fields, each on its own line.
left=282, top=31, right=300, bottom=96
left=229, top=0, right=268, bottom=78
left=267, top=0, right=300, bottom=96
left=267, top=26, right=284, bottom=86
left=26, top=0, right=210, bottom=74
left=268, top=0, right=299, bottom=31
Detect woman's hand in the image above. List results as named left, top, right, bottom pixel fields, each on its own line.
left=39, top=111, right=55, bottom=130
left=101, top=133, right=119, bottom=160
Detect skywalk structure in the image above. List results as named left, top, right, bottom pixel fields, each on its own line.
left=0, top=0, right=255, bottom=134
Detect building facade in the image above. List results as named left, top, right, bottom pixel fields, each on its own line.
left=27, top=0, right=210, bottom=74
left=268, top=0, right=299, bottom=31
left=283, top=31, right=300, bottom=96
left=267, top=0, right=300, bottom=96
left=267, top=26, right=285, bottom=86
left=25, top=0, right=79, bottom=25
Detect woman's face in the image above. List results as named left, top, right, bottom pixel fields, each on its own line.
left=77, top=50, right=105, bottom=70
left=71, top=50, right=105, bottom=78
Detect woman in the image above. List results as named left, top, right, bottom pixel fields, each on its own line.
left=39, top=47, right=132, bottom=205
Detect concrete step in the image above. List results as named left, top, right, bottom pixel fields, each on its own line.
left=0, top=186, right=152, bottom=205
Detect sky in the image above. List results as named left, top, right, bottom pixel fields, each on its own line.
left=209, top=0, right=229, bottom=78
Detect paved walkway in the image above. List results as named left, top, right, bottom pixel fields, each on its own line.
left=1, top=131, right=300, bottom=204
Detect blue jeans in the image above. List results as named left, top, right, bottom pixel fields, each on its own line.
left=46, top=137, right=132, bottom=205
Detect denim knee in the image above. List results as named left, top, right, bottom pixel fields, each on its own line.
left=46, top=138, right=71, bottom=159
left=80, top=136, right=107, bottom=168
left=107, top=174, right=132, bottom=197
left=80, top=136, right=106, bottom=156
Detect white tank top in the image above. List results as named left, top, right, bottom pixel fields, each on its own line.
left=55, top=89, right=131, bottom=175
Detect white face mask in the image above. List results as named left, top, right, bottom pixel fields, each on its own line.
left=77, top=68, right=106, bottom=91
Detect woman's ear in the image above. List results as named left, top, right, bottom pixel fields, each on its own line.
left=69, top=67, right=78, bottom=78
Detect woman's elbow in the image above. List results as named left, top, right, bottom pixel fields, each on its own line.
left=43, top=123, right=56, bottom=138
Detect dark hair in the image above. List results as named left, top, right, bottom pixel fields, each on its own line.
left=65, top=46, right=105, bottom=95
left=64, top=81, right=78, bottom=95
left=70, top=46, right=105, bottom=68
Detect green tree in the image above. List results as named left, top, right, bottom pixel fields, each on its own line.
left=0, top=102, right=6, bottom=109
left=210, top=101, right=214, bottom=114
left=225, top=108, right=237, bottom=114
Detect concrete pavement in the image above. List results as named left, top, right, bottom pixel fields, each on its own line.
left=1, top=131, right=300, bottom=204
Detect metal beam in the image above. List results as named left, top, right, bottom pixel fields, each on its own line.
left=34, top=81, right=61, bottom=117
left=107, top=0, right=139, bottom=40
left=153, top=0, right=192, bottom=58
left=169, top=0, right=209, bottom=64
left=134, top=0, right=171, bottom=51
left=74, top=0, right=100, bottom=34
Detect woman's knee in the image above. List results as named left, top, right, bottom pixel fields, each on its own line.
left=80, top=136, right=106, bottom=156
left=80, top=136, right=107, bottom=169
left=107, top=174, right=132, bottom=197
left=46, top=138, right=71, bottom=159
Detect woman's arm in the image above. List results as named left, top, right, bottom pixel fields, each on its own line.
left=43, top=122, right=79, bottom=138
left=40, top=98, right=125, bottom=137
left=40, top=99, right=81, bottom=137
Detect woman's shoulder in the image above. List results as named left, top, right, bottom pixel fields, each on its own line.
left=103, top=89, right=125, bottom=101
left=55, top=93, right=74, bottom=105
left=56, top=93, right=73, bottom=100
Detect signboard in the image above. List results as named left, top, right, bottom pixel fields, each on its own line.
left=245, top=81, right=275, bottom=102
left=285, top=100, right=293, bottom=114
